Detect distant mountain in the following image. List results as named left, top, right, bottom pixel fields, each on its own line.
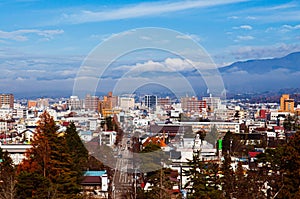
left=220, top=51, right=300, bottom=74
left=218, top=52, right=300, bottom=93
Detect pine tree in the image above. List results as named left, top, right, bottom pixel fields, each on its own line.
left=184, top=152, right=209, bottom=199
left=0, top=149, right=16, bottom=199
left=17, top=111, right=81, bottom=198
left=221, top=153, right=234, bottom=198
left=16, top=172, right=50, bottom=199
left=138, top=144, right=175, bottom=199
left=205, top=125, right=219, bottom=146
left=144, top=168, right=176, bottom=199
left=65, top=122, right=88, bottom=183
left=204, top=162, right=223, bottom=198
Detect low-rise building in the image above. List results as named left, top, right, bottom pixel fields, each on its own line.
left=99, top=131, right=116, bottom=146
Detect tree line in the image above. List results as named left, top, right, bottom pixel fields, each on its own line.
left=0, top=111, right=106, bottom=199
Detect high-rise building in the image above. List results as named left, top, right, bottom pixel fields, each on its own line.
left=202, top=96, right=221, bottom=112
left=36, top=98, right=49, bottom=109
left=157, top=97, right=171, bottom=107
left=107, top=91, right=118, bottom=108
left=119, top=97, right=135, bottom=111
left=99, top=92, right=120, bottom=116
left=0, top=94, right=14, bottom=108
left=181, top=96, right=206, bottom=112
left=27, top=100, right=37, bottom=109
left=85, top=94, right=99, bottom=112
left=67, top=96, right=83, bottom=110
left=280, top=94, right=294, bottom=113
left=144, top=95, right=157, bottom=109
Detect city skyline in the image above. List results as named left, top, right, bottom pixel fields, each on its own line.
left=1, top=0, right=300, bottom=96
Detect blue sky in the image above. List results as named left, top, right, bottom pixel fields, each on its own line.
left=1, top=0, right=300, bottom=97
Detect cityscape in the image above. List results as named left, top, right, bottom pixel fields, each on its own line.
left=1, top=0, right=300, bottom=199
left=0, top=91, right=300, bottom=198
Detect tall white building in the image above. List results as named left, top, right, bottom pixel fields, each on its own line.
left=119, top=97, right=135, bottom=111
left=99, top=131, right=117, bottom=146
left=202, top=96, right=221, bottom=112
left=67, top=96, right=83, bottom=110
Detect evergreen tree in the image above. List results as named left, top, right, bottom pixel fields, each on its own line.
left=222, top=131, right=243, bottom=156
left=256, top=131, right=300, bottom=198
left=221, top=153, right=234, bottom=198
left=184, top=152, right=209, bottom=199
left=205, top=125, right=219, bottom=146
left=65, top=122, right=89, bottom=183
left=17, top=111, right=81, bottom=198
left=0, top=149, right=16, bottom=199
left=222, top=131, right=233, bottom=155
left=198, top=162, right=223, bottom=199
left=138, top=144, right=174, bottom=199
left=16, top=172, right=50, bottom=199
left=143, top=168, right=176, bottom=199
left=283, top=115, right=299, bottom=131
left=140, top=143, right=164, bottom=173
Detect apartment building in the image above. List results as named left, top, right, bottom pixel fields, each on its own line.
left=0, top=94, right=14, bottom=109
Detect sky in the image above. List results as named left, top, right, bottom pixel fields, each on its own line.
left=1, top=0, right=300, bottom=98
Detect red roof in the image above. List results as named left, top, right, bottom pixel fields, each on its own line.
left=248, top=152, right=261, bottom=158
left=143, top=136, right=167, bottom=147
left=81, top=176, right=101, bottom=185
left=274, top=126, right=284, bottom=130
left=62, top=121, right=70, bottom=126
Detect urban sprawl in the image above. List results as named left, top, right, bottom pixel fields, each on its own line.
left=0, top=92, right=299, bottom=199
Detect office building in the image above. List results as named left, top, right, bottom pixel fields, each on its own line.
left=85, top=94, right=99, bottom=112
left=67, top=96, right=83, bottom=110
left=279, top=94, right=294, bottom=113
left=181, top=96, right=206, bottom=112
left=0, top=94, right=14, bottom=109
left=119, top=97, right=135, bottom=111
left=144, top=95, right=157, bottom=109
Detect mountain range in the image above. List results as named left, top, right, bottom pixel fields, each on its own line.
left=220, top=52, right=300, bottom=74
left=219, top=52, right=300, bottom=93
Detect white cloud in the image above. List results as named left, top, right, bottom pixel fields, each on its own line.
left=113, top=57, right=195, bottom=74
left=233, top=25, right=252, bottom=30
left=236, top=35, right=254, bottom=41
left=61, top=0, right=248, bottom=24
left=264, top=2, right=298, bottom=11
left=230, top=2, right=300, bottom=23
left=228, top=43, right=300, bottom=60
left=228, top=16, right=239, bottom=19
left=246, top=16, right=256, bottom=20
left=240, top=25, right=252, bottom=30
left=280, top=24, right=300, bottom=32
left=0, top=29, right=64, bottom=41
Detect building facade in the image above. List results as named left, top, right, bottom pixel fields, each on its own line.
left=85, top=94, right=99, bottom=112
left=279, top=94, right=294, bottom=113
left=181, top=96, right=207, bottom=112
left=67, top=95, right=83, bottom=110
left=144, top=95, right=157, bottom=109
left=0, top=94, right=14, bottom=109
left=119, top=97, right=135, bottom=111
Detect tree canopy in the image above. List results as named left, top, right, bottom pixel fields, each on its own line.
left=17, top=111, right=83, bottom=199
